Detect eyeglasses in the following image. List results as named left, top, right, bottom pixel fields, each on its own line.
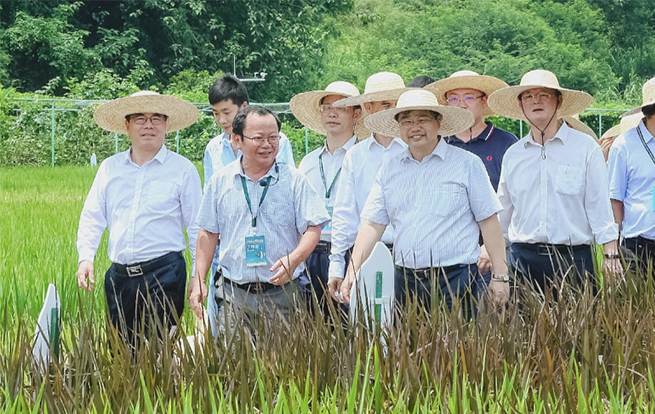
left=446, top=95, right=484, bottom=104
left=130, top=114, right=168, bottom=125
left=320, top=104, right=349, bottom=114
left=398, top=117, right=436, bottom=128
left=242, top=134, right=280, bottom=146
left=519, top=93, right=553, bottom=103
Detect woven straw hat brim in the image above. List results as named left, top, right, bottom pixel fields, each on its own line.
left=425, top=75, right=508, bottom=118
left=487, top=85, right=594, bottom=121
left=332, top=88, right=412, bottom=107
left=94, top=94, right=199, bottom=134
left=364, top=105, right=475, bottom=138
left=602, top=113, right=643, bottom=138
left=289, top=90, right=369, bottom=139
left=562, top=116, right=597, bottom=140
left=620, top=99, right=655, bottom=118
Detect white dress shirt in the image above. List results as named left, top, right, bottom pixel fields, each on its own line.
left=608, top=120, right=655, bottom=239
left=77, top=145, right=202, bottom=265
left=362, top=138, right=502, bottom=269
left=328, top=135, right=406, bottom=279
left=498, top=121, right=618, bottom=245
left=298, top=135, right=359, bottom=241
left=196, top=157, right=330, bottom=284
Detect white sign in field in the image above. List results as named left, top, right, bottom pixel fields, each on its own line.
left=33, top=283, right=60, bottom=368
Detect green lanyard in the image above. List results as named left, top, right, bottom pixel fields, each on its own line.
left=240, top=175, right=272, bottom=227
left=318, top=151, right=341, bottom=200
left=637, top=126, right=655, bottom=168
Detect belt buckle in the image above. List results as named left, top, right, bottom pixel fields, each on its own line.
left=126, top=265, right=143, bottom=277
left=415, top=269, right=432, bottom=279
left=537, top=245, right=551, bottom=256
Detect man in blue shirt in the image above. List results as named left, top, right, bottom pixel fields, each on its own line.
left=202, top=74, right=295, bottom=334
left=608, top=77, right=655, bottom=269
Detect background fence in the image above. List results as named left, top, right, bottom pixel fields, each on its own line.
left=0, top=97, right=630, bottom=167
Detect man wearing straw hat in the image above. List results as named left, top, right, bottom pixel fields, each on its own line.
left=608, top=77, right=655, bottom=268
left=339, top=89, right=510, bottom=312
left=326, top=72, right=408, bottom=302
left=76, top=91, right=202, bottom=346
left=487, top=69, right=622, bottom=292
left=188, top=106, right=329, bottom=332
left=290, top=81, right=366, bottom=309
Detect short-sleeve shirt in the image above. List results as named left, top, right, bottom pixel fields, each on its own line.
left=361, top=138, right=502, bottom=269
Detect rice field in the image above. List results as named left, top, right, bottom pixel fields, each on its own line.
left=3, top=165, right=655, bottom=413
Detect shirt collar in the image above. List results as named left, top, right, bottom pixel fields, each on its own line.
left=445, top=121, right=494, bottom=144
left=123, top=144, right=168, bottom=165
left=523, top=120, right=568, bottom=148
left=638, top=120, right=654, bottom=143
left=235, top=155, right=279, bottom=181
left=366, top=134, right=406, bottom=150
left=400, top=137, right=448, bottom=162
left=322, top=135, right=358, bottom=155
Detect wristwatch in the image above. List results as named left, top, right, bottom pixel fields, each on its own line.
left=491, top=274, right=511, bottom=282
left=604, top=253, right=621, bottom=259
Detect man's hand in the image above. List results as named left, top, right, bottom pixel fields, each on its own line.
left=477, top=245, right=492, bottom=275
left=269, top=252, right=301, bottom=285
left=488, top=279, right=510, bottom=308
left=77, top=260, right=95, bottom=291
left=602, top=258, right=624, bottom=282
left=187, top=276, right=207, bottom=319
left=339, top=267, right=357, bottom=305
left=327, top=277, right=343, bottom=302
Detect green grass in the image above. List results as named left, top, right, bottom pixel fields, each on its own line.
left=3, top=166, right=655, bottom=412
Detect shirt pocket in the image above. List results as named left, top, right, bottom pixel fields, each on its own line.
left=433, top=183, right=465, bottom=217
left=147, top=181, right=178, bottom=207
left=555, top=164, right=583, bottom=196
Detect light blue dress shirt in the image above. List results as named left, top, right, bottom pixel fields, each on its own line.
left=608, top=120, right=655, bottom=239
left=328, top=135, right=406, bottom=279
left=361, top=138, right=502, bottom=269
left=196, top=157, right=330, bottom=284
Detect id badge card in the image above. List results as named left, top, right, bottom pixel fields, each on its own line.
left=323, top=206, right=334, bottom=234
left=245, top=235, right=267, bottom=267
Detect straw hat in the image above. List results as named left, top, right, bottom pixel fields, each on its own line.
left=602, top=113, right=643, bottom=139
left=289, top=81, right=369, bottom=139
left=621, top=77, right=655, bottom=118
left=332, top=72, right=408, bottom=107
left=94, top=91, right=199, bottom=135
left=563, top=115, right=597, bottom=140
left=425, top=70, right=508, bottom=117
left=487, top=69, right=594, bottom=121
left=364, top=89, right=475, bottom=138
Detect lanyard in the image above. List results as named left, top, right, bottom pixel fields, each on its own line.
left=240, top=175, right=272, bottom=227
left=637, top=126, right=655, bottom=168
left=318, top=152, right=340, bottom=200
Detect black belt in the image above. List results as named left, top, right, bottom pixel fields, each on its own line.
left=113, top=251, right=182, bottom=277
left=626, top=236, right=655, bottom=247
left=314, top=241, right=393, bottom=255
left=221, top=275, right=279, bottom=294
left=513, top=243, right=590, bottom=256
left=395, top=264, right=469, bottom=280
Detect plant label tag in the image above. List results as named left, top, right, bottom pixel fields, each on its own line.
left=245, top=236, right=267, bottom=267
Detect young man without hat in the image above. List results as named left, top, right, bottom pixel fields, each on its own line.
left=202, top=74, right=295, bottom=335
left=77, top=91, right=202, bottom=347
left=339, top=89, right=510, bottom=314
left=608, top=77, right=655, bottom=269
left=326, top=72, right=408, bottom=303
left=290, top=81, right=366, bottom=309
left=488, top=69, right=622, bottom=293
left=189, top=106, right=329, bottom=334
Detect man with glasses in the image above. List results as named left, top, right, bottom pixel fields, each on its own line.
left=188, top=106, right=329, bottom=333
left=77, top=91, right=202, bottom=348
left=290, top=82, right=366, bottom=311
left=339, top=89, right=510, bottom=314
left=488, top=70, right=621, bottom=293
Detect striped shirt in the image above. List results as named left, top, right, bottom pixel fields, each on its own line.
left=362, top=138, right=501, bottom=269
left=196, top=157, right=330, bottom=284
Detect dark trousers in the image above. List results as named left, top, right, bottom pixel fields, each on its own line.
left=306, top=243, right=350, bottom=317
left=509, top=243, right=594, bottom=294
left=104, top=251, right=187, bottom=347
left=623, top=237, right=655, bottom=271
left=394, top=264, right=479, bottom=316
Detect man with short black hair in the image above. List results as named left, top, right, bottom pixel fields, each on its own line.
left=189, top=106, right=329, bottom=332
left=608, top=77, right=655, bottom=268
left=77, top=91, right=201, bottom=347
